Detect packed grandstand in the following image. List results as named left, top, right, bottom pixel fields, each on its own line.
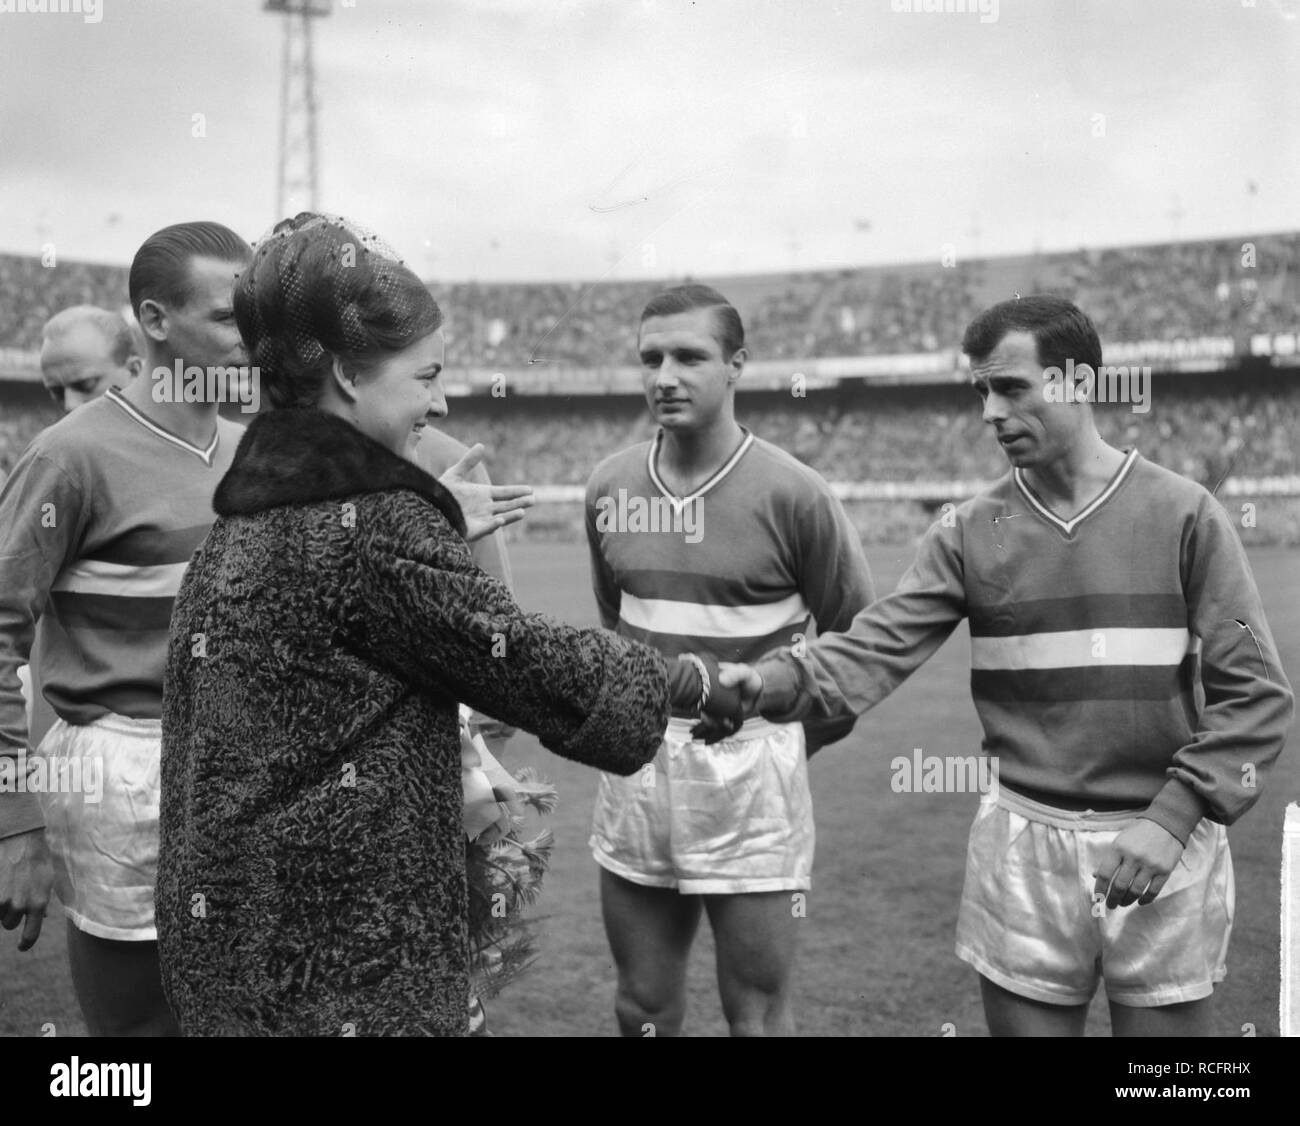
left=2, top=231, right=1297, bottom=543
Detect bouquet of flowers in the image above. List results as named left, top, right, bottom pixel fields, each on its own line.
left=459, top=706, right=557, bottom=1032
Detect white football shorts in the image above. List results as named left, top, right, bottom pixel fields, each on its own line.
left=590, top=716, right=813, bottom=895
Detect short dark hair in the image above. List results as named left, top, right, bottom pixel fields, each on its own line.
left=639, top=284, right=745, bottom=362
left=234, top=213, right=443, bottom=409
left=128, top=221, right=252, bottom=319
left=961, top=295, right=1103, bottom=374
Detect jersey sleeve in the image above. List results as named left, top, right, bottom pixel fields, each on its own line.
left=584, top=471, right=622, bottom=632
left=757, top=516, right=967, bottom=725
left=0, top=445, right=90, bottom=838
left=792, top=480, right=877, bottom=753
left=1141, top=496, right=1295, bottom=841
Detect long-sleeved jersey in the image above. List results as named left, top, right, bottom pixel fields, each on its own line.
left=757, top=449, right=1293, bottom=843
left=0, top=389, right=241, bottom=838
left=586, top=426, right=875, bottom=751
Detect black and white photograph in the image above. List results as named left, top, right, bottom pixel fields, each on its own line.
left=0, top=0, right=1296, bottom=1086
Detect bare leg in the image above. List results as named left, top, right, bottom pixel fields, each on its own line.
left=980, top=974, right=1089, bottom=1037
left=1109, top=995, right=1215, bottom=1037
left=65, top=918, right=180, bottom=1036
left=600, top=868, right=702, bottom=1037
left=705, top=891, right=800, bottom=1037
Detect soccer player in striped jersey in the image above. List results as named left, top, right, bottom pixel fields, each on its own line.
left=0, top=222, right=254, bottom=1035
left=585, top=284, right=875, bottom=1036
left=22, top=307, right=146, bottom=748
left=723, top=296, right=1294, bottom=1036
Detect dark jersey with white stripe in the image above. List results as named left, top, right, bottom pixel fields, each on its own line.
left=758, top=450, right=1294, bottom=842
left=0, top=391, right=240, bottom=736
left=585, top=427, right=875, bottom=728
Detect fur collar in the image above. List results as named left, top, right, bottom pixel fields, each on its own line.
left=214, top=409, right=466, bottom=535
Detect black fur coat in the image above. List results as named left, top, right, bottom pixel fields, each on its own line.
left=156, top=409, right=669, bottom=1036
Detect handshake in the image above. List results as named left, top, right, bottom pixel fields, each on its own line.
left=667, top=655, right=766, bottom=744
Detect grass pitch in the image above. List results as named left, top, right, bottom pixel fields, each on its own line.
left=1, top=543, right=1295, bottom=1037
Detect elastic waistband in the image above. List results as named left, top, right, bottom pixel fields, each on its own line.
left=665, top=716, right=791, bottom=743
left=993, top=782, right=1145, bottom=831
left=52, top=713, right=162, bottom=739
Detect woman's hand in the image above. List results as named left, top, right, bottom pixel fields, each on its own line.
left=666, top=654, right=749, bottom=744
left=439, top=444, right=535, bottom=542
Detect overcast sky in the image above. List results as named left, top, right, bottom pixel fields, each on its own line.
left=2, top=0, right=1297, bottom=281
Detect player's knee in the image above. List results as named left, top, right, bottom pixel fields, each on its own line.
left=723, top=990, right=792, bottom=1037
left=718, top=972, right=792, bottom=1037
left=614, top=979, right=685, bottom=1037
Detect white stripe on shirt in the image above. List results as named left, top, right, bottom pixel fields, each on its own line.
left=619, top=590, right=808, bottom=639
left=50, top=559, right=189, bottom=599
left=971, top=627, right=1192, bottom=671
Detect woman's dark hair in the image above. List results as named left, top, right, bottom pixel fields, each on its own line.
left=961, top=295, right=1103, bottom=374
left=639, top=283, right=745, bottom=362
left=234, top=213, right=444, bottom=409
left=129, top=221, right=252, bottom=319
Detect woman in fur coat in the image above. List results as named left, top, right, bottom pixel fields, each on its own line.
left=156, top=214, right=740, bottom=1036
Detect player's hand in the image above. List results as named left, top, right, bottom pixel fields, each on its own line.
left=439, top=444, right=535, bottom=542
left=1092, top=819, right=1185, bottom=909
left=717, top=662, right=763, bottom=718
left=665, top=654, right=746, bottom=744
left=690, top=661, right=760, bottom=744
left=0, top=828, right=55, bottom=951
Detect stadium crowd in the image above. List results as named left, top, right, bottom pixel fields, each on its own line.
left=2, top=233, right=1297, bottom=539
left=2, top=232, right=1297, bottom=366
left=1052, top=238, right=1299, bottom=345
left=424, top=230, right=1300, bottom=367
left=0, top=254, right=129, bottom=350
left=4, top=379, right=1297, bottom=495
left=433, top=231, right=1300, bottom=368
left=436, top=385, right=1300, bottom=488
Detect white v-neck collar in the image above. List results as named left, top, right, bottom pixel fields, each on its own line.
left=106, top=388, right=220, bottom=466
left=1014, top=448, right=1138, bottom=536
left=647, top=426, right=754, bottom=507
